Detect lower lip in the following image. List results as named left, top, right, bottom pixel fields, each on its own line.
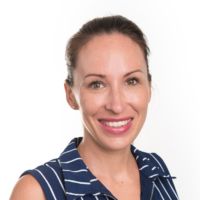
left=98, top=119, right=132, bottom=136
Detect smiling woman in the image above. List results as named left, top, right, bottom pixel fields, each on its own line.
left=68, top=33, right=151, bottom=153
left=10, top=15, right=179, bottom=200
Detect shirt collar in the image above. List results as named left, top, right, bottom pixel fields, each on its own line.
left=131, top=146, right=173, bottom=180
left=58, top=137, right=173, bottom=199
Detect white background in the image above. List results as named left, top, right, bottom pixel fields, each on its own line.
left=0, top=0, right=200, bottom=199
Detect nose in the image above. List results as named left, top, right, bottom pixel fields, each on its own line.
left=105, top=87, right=125, bottom=114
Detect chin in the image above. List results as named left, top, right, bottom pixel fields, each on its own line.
left=96, top=134, right=137, bottom=152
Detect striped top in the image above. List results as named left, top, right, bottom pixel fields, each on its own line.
left=22, top=137, right=179, bottom=200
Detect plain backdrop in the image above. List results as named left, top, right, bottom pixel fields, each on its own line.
left=0, top=0, right=200, bottom=199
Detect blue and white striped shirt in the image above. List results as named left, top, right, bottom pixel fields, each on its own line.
left=22, top=137, right=179, bottom=200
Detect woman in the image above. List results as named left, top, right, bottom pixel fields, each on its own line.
left=10, top=15, right=179, bottom=200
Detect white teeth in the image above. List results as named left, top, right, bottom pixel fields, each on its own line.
left=104, top=120, right=130, bottom=128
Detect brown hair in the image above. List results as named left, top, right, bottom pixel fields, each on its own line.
left=65, top=15, right=151, bottom=86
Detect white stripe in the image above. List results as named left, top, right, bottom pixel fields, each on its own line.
left=151, top=166, right=157, bottom=171
left=167, top=179, right=179, bottom=199
left=66, top=191, right=85, bottom=196
left=136, top=155, right=139, bottom=160
left=61, top=148, right=76, bottom=155
left=65, top=179, right=90, bottom=185
left=158, top=177, right=172, bottom=200
left=139, top=164, right=149, bottom=170
left=149, top=153, right=165, bottom=172
left=45, top=164, right=66, bottom=194
left=153, top=182, right=165, bottom=200
left=63, top=169, right=88, bottom=173
left=148, top=173, right=159, bottom=178
left=60, top=157, right=82, bottom=164
left=134, top=148, right=137, bottom=153
left=57, top=159, right=61, bottom=166
left=150, top=183, right=155, bottom=200
left=68, top=141, right=75, bottom=146
left=163, top=175, right=170, bottom=178
left=142, top=157, right=148, bottom=161
left=34, top=169, right=57, bottom=200
left=94, top=196, right=99, bottom=200
left=49, top=160, right=57, bottom=163
left=90, top=178, right=98, bottom=182
left=93, top=192, right=101, bottom=196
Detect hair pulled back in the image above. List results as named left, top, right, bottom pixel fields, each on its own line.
left=65, top=15, right=151, bottom=86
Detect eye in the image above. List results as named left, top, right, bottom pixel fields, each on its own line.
left=89, top=81, right=105, bottom=89
left=126, top=77, right=138, bottom=86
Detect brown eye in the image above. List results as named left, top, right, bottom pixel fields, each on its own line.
left=89, top=81, right=104, bottom=89
left=126, top=77, right=138, bottom=86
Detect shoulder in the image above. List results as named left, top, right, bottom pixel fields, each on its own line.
left=10, top=175, right=45, bottom=200
left=10, top=159, right=66, bottom=200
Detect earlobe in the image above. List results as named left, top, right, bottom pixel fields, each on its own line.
left=64, top=82, right=79, bottom=110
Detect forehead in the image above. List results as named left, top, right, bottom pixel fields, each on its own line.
left=75, top=33, right=146, bottom=75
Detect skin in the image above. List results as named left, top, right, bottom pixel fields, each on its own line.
left=10, top=32, right=151, bottom=200
left=10, top=175, right=45, bottom=200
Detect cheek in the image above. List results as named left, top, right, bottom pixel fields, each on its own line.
left=127, top=88, right=150, bottom=110
left=79, top=90, right=106, bottom=116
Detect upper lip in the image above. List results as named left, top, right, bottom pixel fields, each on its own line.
left=98, top=117, right=133, bottom=122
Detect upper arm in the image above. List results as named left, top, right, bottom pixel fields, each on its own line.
left=10, top=175, right=46, bottom=200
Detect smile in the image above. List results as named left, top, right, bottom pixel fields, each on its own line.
left=98, top=118, right=133, bottom=135
left=101, top=119, right=131, bottom=128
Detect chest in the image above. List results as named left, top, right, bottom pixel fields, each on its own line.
left=110, top=182, right=140, bottom=200
left=98, top=173, right=140, bottom=200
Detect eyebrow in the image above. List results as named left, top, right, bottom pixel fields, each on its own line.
left=84, top=69, right=144, bottom=79
left=84, top=73, right=106, bottom=79
left=124, top=69, right=144, bottom=77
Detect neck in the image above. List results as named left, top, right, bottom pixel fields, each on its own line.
left=77, top=136, right=137, bottom=180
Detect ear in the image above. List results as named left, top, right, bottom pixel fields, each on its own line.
left=64, top=82, right=79, bottom=110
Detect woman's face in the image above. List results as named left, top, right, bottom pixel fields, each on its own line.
left=66, top=33, right=151, bottom=151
